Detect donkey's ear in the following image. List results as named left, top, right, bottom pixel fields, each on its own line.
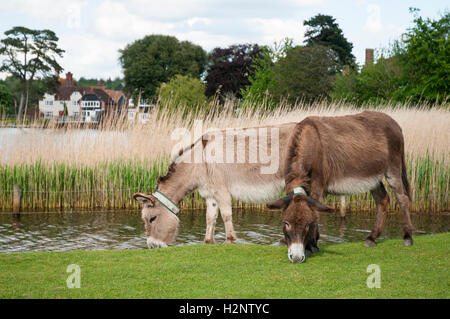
left=306, top=222, right=319, bottom=248
left=306, top=197, right=334, bottom=213
left=266, top=195, right=292, bottom=210
left=133, top=193, right=156, bottom=206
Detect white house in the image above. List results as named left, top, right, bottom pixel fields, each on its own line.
left=39, top=91, right=82, bottom=119
left=81, top=94, right=103, bottom=123
left=127, top=98, right=154, bottom=123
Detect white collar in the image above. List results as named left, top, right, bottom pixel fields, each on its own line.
left=152, top=190, right=180, bottom=215
left=293, top=186, right=307, bottom=196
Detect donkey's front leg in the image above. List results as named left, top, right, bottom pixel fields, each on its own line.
left=204, top=197, right=219, bottom=244
left=216, top=193, right=237, bottom=244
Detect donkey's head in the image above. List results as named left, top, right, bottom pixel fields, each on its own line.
left=133, top=192, right=180, bottom=248
left=267, top=192, right=334, bottom=263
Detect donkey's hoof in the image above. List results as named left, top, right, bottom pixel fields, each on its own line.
left=224, top=233, right=237, bottom=244
left=204, top=238, right=215, bottom=244
left=305, top=249, right=313, bottom=258
left=364, top=239, right=376, bottom=247
left=310, top=246, right=319, bottom=253
left=404, top=238, right=413, bottom=246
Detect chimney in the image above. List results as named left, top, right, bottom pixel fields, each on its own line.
left=365, top=48, right=374, bottom=66
left=65, top=72, right=73, bottom=87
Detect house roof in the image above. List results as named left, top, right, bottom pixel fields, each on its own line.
left=82, top=93, right=101, bottom=101
left=93, top=88, right=112, bottom=102
left=56, top=86, right=95, bottom=100
left=53, top=74, right=126, bottom=105
left=104, top=89, right=124, bottom=103
left=56, top=86, right=82, bottom=100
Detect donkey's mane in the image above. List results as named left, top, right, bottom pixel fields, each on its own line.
left=156, top=142, right=196, bottom=186
left=284, top=118, right=319, bottom=193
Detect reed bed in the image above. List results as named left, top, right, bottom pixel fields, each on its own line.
left=0, top=100, right=448, bottom=212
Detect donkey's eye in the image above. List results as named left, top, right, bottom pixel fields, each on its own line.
left=149, top=216, right=157, bottom=223
left=283, top=221, right=289, bottom=227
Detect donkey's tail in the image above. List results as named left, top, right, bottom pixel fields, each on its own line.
left=401, top=154, right=411, bottom=200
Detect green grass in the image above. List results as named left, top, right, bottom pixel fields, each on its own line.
left=0, top=233, right=448, bottom=298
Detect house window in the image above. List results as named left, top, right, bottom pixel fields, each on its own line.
left=45, top=111, right=52, bottom=118
left=73, top=112, right=79, bottom=117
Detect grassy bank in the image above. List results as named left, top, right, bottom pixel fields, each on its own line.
left=0, top=102, right=449, bottom=211
left=0, top=233, right=448, bottom=298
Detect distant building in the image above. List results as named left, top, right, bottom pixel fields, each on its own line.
left=39, top=91, right=82, bottom=119
left=127, top=98, right=154, bottom=123
left=81, top=93, right=102, bottom=123
left=38, top=72, right=128, bottom=123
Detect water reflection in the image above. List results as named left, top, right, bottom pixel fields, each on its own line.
left=0, top=209, right=448, bottom=253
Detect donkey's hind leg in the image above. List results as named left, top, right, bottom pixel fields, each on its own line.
left=365, top=182, right=389, bottom=247
left=204, top=197, right=219, bottom=244
left=386, top=169, right=413, bottom=246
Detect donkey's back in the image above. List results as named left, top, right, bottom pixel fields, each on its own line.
left=294, top=111, right=406, bottom=194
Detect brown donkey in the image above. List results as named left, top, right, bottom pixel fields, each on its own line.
left=133, top=122, right=297, bottom=248
left=267, top=111, right=413, bottom=263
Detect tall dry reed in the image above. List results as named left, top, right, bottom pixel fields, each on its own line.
left=0, top=100, right=448, bottom=212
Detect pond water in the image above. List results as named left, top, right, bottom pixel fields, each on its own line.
left=0, top=210, right=449, bottom=253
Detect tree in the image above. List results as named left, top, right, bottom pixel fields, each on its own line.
left=157, top=74, right=207, bottom=112
left=205, top=43, right=264, bottom=99
left=270, top=45, right=339, bottom=104
left=392, top=8, right=449, bottom=102
left=332, top=56, right=400, bottom=103
left=0, top=26, right=64, bottom=120
left=77, top=76, right=123, bottom=90
left=0, top=84, right=13, bottom=115
left=303, top=14, right=355, bottom=69
left=332, top=8, right=449, bottom=105
left=119, top=35, right=206, bottom=100
left=241, top=38, right=294, bottom=108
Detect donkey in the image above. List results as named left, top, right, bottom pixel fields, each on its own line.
left=132, top=122, right=297, bottom=248
left=267, top=111, right=413, bottom=263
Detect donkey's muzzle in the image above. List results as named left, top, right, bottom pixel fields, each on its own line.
left=147, top=237, right=168, bottom=249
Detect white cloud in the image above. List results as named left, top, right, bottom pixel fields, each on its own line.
left=173, top=31, right=237, bottom=51
left=94, top=1, right=176, bottom=40
left=364, top=4, right=403, bottom=35
left=185, top=17, right=212, bottom=27
left=4, top=0, right=88, bottom=28
left=364, top=4, right=382, bottom=32
left=118, top=0, right=212, bottom=20
left=247, top=18, right=305, bottom=45
left=287, top=0, right=323, bottom=7
left=352, top=0, right=367, bottom=6
left=58, top=33, right=124, bottom=79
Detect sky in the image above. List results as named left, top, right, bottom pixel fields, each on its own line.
left=0, top=0, right=448, bottom=80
